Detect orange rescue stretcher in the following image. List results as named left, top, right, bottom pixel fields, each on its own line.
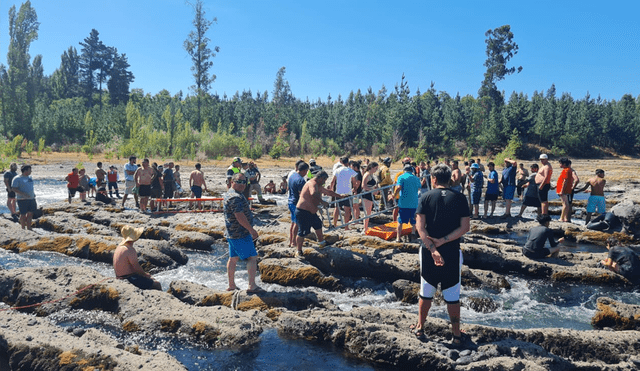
left=365, top=221, right=413, bottom=241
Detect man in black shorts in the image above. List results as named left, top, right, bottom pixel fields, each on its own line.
left=134, top=159, right=154, bottom=213
left=413, top=164, right=470, bottom=347
left=4, top=162, right=18, bottom=216
left=295, top=171, right=343, bottom=255
left=535, top=154, right=553, bottom=215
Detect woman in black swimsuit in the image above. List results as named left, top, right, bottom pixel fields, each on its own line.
left=350, top=161, right=363, bottom=221
left=361, top=162, right=379, bottom=232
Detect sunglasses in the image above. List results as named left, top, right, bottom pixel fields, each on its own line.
left=234, top=179, right=247, bottom=184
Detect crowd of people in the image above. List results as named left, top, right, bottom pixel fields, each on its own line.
left=4, top=152, right=639, bottom=349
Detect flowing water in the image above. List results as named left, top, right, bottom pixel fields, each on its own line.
left=1, top=180, right=639, bottom=370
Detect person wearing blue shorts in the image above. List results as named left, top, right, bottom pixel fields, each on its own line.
left=469, top=163, right=483, bottom=218
left=223, top=173, right=262, bottom=293
left=393, top=164, right=421, bottom=243
left=575, top=169, right=607, bottom=224
left=500, top=158, right=518, bottom=217
left=288, top=161, right=309, bottom=248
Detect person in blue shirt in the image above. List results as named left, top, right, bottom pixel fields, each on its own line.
left=11, top=165, right=36, bottom=230
left=392, top=164, right=422, bottom=243
left=500, top=158, right=518, bottom=217
left=484, top=162, right=499, bottom=218
left=469, top=163, right=483, bottom=218
left=288, top=162, right=309, bottom=249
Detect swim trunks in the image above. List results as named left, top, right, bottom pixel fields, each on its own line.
left=228, top=235, right=257, bottom=260
left=503, top=185, right=515, bottom=200
left=191, top=185, right=202, bottom=198
left=471, top=189, right=482, bottom=205
left=538, top=183, right=551, bottom=202
left=125, top=180, right=136, bottom=195
left=17, top=199, right=37, bottom=215
left=419, top=249, right=463, bottom=304
left=120, top=274, right=156, bottom=290
left=523, top=196, right=541, bottom=208
left=484, top=193, right=498, bottom=201
left=138, top=184, right=151, bottom=197
left=587, top=195, right=606, bottom=213
left=398, top=207, right=416, bottom=225
left=295, top=208, right=322, bottom=236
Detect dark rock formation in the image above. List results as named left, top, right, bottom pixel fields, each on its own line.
left=592, top=297, right=640, bottom=330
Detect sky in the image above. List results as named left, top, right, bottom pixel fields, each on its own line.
left=1, top=0, right=638, bottom=102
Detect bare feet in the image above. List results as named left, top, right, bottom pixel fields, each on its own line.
left=226, top=286, right=238, bottom=291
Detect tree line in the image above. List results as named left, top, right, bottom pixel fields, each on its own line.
left=1, top=3, right=639, bottom=169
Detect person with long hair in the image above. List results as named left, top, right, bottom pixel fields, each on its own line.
left=361, top=162, right=379, bottom=233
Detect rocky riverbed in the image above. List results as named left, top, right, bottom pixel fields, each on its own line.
left=1, top=159, right=640, bottom=370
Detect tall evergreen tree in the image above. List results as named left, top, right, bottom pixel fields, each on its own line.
left=79, top=29, right=106, bottom=106
left=184, top=0, right=219, bottom=128
left=479, top=25, right=522, bottom=107
left=2, top=1, right=40, bottom=138
left=51, top=46, right=81, bottom=100
left=107, top=50, right=135, bottom=105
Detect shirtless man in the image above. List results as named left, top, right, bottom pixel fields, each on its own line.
left=263, top=180, right=276, bottom=194
left=476, top=158, right=485, bottom=172
left=113, top=225, right=162, bottom=290
left=535, top=154, right=553, bottom=215
left=134, top=159, right=154, bottom=212
left=95, top=162, right=107, bottom=188
left=516, top=163, right=529, bottom=199
left=189, top=163, right=207, bottom=209
left=295, top=170, right=343, bottom=255
left=450, top=160, right=463, bottom=193
left=575, top=169, right=606, bottom=224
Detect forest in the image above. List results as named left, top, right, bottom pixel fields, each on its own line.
left=1, top=1, right=639, bottom=169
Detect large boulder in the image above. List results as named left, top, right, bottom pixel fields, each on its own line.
left=591, top=297, right=640, bottom=330
left=611, top=200, right=640, bottom=236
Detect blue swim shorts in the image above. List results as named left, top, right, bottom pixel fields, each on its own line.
left=288, top=203, right=297, bottom=223
left=398, top=207, right=416, bottom=225
left=503, top=185, right=516, bottom=200
left=228, top=235, right=258, bottom=260
left=586, top=195, right=606, bottom=214
left=471, top=189, right=482, bottom=205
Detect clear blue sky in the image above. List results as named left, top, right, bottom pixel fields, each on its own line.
left=1, top=0, right=638, bottom=102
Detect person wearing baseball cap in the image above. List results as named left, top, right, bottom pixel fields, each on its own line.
left=535, top=154, right=553, bottom=215
left=113, top=225, right=162, bottom=290
left=227, top=157, right=243, bottom=189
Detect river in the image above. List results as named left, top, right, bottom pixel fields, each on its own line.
left=1, top=179, right=639, bottom=370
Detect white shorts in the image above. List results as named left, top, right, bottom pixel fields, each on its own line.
left=125, top=180, right=136, bottom=195
left=419, top=249, right=463, bottom=304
